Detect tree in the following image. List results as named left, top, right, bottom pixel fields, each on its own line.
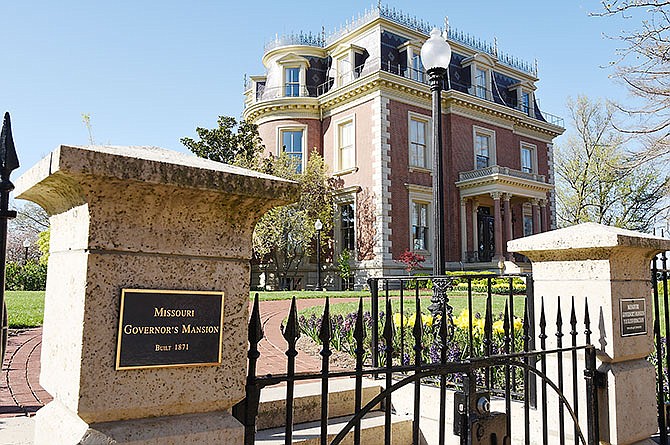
left=596, top=1, right=670, bottom=162
left=180, top=116, right=265, bottom=166
left=555, top=96, right=670, bottom=231
left=252, top=151, right=334, bottom=289
left=7, top=202, right=49, bottom=263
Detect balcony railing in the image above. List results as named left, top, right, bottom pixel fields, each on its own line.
left=458, top=165, right=546, bottom=183
left=248, top=57, right=563, bottom=127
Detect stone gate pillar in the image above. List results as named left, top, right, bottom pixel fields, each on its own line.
left=15, top=145, right=298, bottom=444
left=509, top=223, right=670, bottom=445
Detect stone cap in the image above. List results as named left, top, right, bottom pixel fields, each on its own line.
left=15, top=145, right=300, bottom=211
left=508, top=222, right=670, bottom=260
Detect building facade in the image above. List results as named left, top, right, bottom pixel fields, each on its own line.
left=243, top=6, right=564, bottom=289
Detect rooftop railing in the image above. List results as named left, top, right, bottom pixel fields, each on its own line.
left=264, top=4, right=537, bottom=76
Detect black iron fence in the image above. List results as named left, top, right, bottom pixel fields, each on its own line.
left=653, top=252, right=670, bottom=444
left=234, top=272, right=599, bottom=445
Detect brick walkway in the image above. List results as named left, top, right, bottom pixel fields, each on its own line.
left=0, top=328, right=51, bottom=418
left=0, top=298, right=353, bottom=418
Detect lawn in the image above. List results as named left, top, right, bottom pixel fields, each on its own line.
left=297, top=293, right=528, bottom=321
left=5, top=291, right=45, bottom=328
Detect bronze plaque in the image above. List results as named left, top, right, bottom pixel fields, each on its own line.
left=620, top=298, right=647, bottom=337
left=116, top=289, right=224, bottom=370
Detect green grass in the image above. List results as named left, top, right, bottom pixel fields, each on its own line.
left=5, top=291, right=45, bottom=328
left=251, top=290, right=370, bottom=300
left=298, top=294, right=527, bottom=320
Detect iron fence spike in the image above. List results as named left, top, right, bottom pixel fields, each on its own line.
left=0, top=113, right=19, bottom=178
left=318, top=296, right=331, bottom=346
left=353, top=297, right=365, bottom=341
left=249, top=293, right=264, bottom=345
left=282, top=296, right=300, bottom=344
left=556, top=296, right=564, bottom=337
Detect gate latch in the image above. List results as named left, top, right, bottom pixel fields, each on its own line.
left=454, top=391, right=509, bottom=444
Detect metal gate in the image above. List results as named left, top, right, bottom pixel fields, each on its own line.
left=234, top=273, right=600, bottom=445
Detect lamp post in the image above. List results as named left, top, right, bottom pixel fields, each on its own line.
left=23, top=238, right=30, bottom=265
left=421, top=28, right=452, bottom=319
left=314, top=219, right=323, bottom=290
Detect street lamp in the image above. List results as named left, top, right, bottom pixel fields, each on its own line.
left=421, top=28, right=452, bottom=318
left=314, top=219, right=323, bottom=290
left=22, top=238, right=30, bottom=265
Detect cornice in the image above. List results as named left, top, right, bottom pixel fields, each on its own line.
left=455, top=172, right=553, bottom=200
left=244, top=73, right=564, bottom=139
left=242, top=98, right=320, bottom=123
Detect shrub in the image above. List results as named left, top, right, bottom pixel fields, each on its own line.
left=5, top=261, right=47, bottom=291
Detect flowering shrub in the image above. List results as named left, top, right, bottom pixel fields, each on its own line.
left=300, top=308, right=525, bottom=366
left=395, top=250, right=425, bottom=274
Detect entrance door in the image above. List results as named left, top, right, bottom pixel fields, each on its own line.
left=478, top=206, right=495, bottom=262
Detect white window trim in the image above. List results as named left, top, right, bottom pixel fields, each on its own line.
left=333, top=114, right=357, bottom=175
left=280, top=63, right=307, bottom=97
left=406, top=184, right=433, bottom=256
left=520, top=142, right=538, bottom=174
left=333, top=187, right=359, bottom=256
left=407, top=111, right=432, bottom=171
left=473, top=66, right=490, bottom=100
left=472, top=126, right=496, bottom=169
left=277, top=125, right=308, bottom=173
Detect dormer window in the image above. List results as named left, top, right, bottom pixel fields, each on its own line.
left=332, top=44, right=367, bottom=88
left=521, top=91, right=530, bottom=114
left=510, top=82, right=536, bottom=116
left=277, top=54, right=310, bottom=98
left=285, top=68, right=300, bottom=97
left=462, top=53, right=495, bottom=101
left=475, top=68, right=488, bottom=99
left=399, top=40, right=425, bottom=83
left=411, top=54, right=425, bottom=83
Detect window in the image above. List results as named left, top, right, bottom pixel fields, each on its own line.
left=338, top=55, right=351, bottom=86
left=280, top=129, right=304, bottom=173
left=340, top=203, right=355, bottom=252
left=409, top=117, right=429, bottom=168
left=411, top=54, right=424, bottom=83
left=412, top=201, right=429, bottom=251
left=285, top=67, right=300, bottom=97
left=521, top=91, right=530, bottom=114
left=475, top=133, right=490, bottom=169
left=337, top=120, right=355, bottom=171
left=475, top=68, right=488, bottom=99
left=473, top=126, right=495, bottom=170
left=520, top=144, right=535, bottom=173
left=523, top=215, right=533, bottom=236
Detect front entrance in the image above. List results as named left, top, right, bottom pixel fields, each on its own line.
left=478, top=207, right=495, bottom=262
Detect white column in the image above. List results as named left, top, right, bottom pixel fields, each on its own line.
left=503, top=193, right=513, bottom=260
left=491, top=192, right=503, bottom=261
left=531, top=198, right=541, bottom=235
left=540, top=199, right=548, bottom=233
left=460, top=198, right=468, bottom=262
left=471, top=198, right=479, bottom=261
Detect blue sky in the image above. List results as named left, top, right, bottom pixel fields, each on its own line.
left=1, top=1, right=633, bottom=178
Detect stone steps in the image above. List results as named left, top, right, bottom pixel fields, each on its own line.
left=257, top=379, right=381, bottom=430
left=256, top=378, right=413, bottom=444
left=255, top=411, right=413, bottom=445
